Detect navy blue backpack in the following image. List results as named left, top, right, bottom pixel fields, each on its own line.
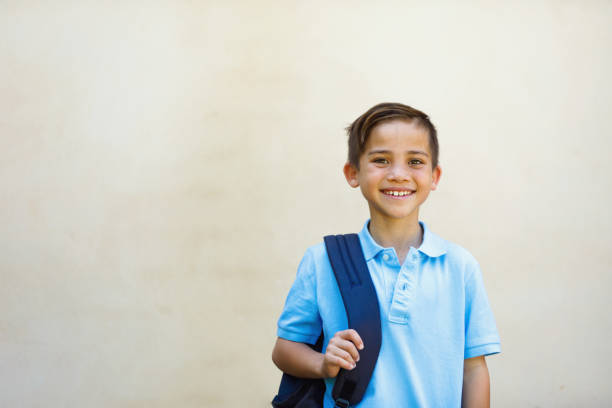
left=272, top=234, right=382, bottom=408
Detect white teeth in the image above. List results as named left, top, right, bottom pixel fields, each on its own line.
left=385, top=190, right=411, bottom=196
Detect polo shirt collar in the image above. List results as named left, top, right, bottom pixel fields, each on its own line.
left=417, top=222, right=448, bottom=257
left=358, top=219, right=447, bottom=260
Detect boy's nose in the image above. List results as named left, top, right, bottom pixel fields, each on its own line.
left=387, top=164, right=410, bottom=181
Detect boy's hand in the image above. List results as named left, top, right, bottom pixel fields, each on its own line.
left=320, top=329, right=364, bottom=378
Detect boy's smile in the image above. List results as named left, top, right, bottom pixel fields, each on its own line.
left=382, top=188, right=415, bottom=198
left=344, top=119, right=441, bottom=224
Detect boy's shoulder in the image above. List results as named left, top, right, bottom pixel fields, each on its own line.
left=439, top=236, right=479, bottom=265
left=297, top=241, right=332, bottom=274
left=426, top=227, right=481, bottom=274
left=400, top=222, right=481, bottom=270
left=304, top=241, right=327, bottom=257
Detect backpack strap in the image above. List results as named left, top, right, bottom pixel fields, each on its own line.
left=324, top=234, right=382, bottom=408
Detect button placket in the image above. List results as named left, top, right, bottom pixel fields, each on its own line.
left=388, top=252, right=419, bottom=324
left=377, top=252, right=398, bottom=311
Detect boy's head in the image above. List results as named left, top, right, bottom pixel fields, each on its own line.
left=346, top=102, right=439, bottom=170
left=343, top=103, right=441, bottom=222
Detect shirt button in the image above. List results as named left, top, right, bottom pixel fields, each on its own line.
left=382, top=254, right=390, bottom=261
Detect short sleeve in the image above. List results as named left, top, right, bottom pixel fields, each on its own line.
left=277, top=248, right=322, bottom=345
left=464, top=260, right=501, bottom=359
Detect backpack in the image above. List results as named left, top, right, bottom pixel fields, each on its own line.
left=272, top=234, right=382, bottom=408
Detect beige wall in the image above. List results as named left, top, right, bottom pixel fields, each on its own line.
left=1, top=1, right=611, bottom=407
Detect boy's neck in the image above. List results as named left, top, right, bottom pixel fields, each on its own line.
left=368, top=214, right=423, bottom=264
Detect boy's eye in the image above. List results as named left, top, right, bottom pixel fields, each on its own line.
left=372, top=158, right=389, bottom=164
left=409, top=159, right=424, bottom=166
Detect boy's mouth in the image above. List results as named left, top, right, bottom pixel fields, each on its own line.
left=382, top=189, right=415, bottom=197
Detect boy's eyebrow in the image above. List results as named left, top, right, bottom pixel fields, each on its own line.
left=367, top=149, right=430, bottom=156
left=367, top=150, right=390, bottom=156
left=406, top=150, right=429, bottom=156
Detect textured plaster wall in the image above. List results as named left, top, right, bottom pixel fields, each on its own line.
left=1, top=1, right=611, bottom=407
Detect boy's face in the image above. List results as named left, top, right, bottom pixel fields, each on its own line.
left=343, top=119, right=441, bottom=223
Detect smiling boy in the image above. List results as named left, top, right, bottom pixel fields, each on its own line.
left=272, top=103, right=501, bottom=407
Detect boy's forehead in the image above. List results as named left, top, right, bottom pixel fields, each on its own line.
left=365, top=119, right=431, bottom=152
left=370, top=118, right=425, bottom=135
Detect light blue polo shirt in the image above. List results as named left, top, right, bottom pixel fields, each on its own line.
left=277, top=220, right=501, bottom=408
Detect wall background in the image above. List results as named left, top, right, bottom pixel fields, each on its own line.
left=1, top=1, right=611, bottom=407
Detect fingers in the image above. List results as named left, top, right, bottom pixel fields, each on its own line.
left=327, top=329, right=364, bottom=367
left=332, top=337, right=360, bottom=364
left=337, top=329, right=364, bottom=351
left=324, top=344, right=357, bottom=370
left=321, top=329, right=365, bottom=377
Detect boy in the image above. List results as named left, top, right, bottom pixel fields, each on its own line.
left=272, top=103, right=500, bottom=407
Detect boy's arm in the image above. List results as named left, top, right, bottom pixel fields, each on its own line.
left=272, top=338, right=326, bottom=378
left=461, top=355, right=490, bottom=408
left=272, top=329, right=364, bottom=379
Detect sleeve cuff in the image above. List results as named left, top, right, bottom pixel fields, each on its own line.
left=277, top=327, right=321, bottom=345
left=464, top=342, right=501, bottom=359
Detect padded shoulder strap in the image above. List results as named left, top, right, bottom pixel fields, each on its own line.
left=324, top=234, right=382, bottom=407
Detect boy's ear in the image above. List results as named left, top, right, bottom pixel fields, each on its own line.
left=343, top=162, right=360, bottom=188
left=431, top=165, right=442, bottom=190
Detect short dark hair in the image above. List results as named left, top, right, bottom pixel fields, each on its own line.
left=346, top=102, right=439, bottom=169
